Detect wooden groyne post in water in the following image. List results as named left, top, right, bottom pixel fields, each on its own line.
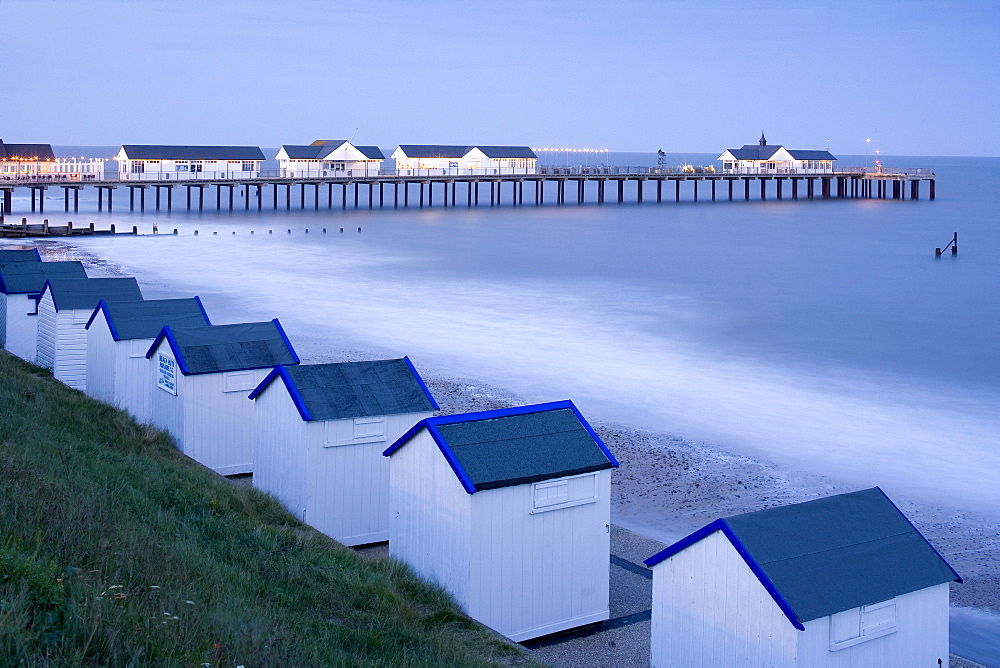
left=935, top=233, right=958, bottom=257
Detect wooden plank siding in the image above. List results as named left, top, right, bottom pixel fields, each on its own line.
left=468, top=471, right=611, bottom=641
left=254, top=382, right=432, bottom=546
left=389, top=429, right=473, bottom=607
left=253, top=384, right=311, bottom=522
left=650, top=531, right=951, bottom=667
left=0, top=293, right=38, bottom=361
left=34, top=291, right=57, bottom=370
left=650, top=529, right=798, bottom=667
left=85, top=314, right=117, bottom=405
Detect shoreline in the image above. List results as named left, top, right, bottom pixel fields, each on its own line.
left=13, top=238, right=1000, bottom=615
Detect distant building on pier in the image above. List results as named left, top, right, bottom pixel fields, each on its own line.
left=275, top=140, right=384, bottom=178
left=718, top=133, right=836, bottom=174
left=390, top=145, right=537, bottom=175
left=115, top=145, right=266, bottom=181
left=0, top=140, right=104, bottom=181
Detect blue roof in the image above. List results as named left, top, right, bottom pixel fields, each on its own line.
left=0, top=141, right=55, bottom=161
left=279, top=145, right=327, bottom=159
left=395, top=145, right=471, bottom=159
left=644, top=487, right=961, bottom=628
left=279, top=142, right=384, bottom=161
left=383, top=401, right=619, bottom=494
left=354, top=146, right=385, bottom=160
left=120, top=145, right=266, bottom=161
left=473, top=146, right=538, bottom=159
left=786, top=149, right=837, bottom=161
left=724, top=144, right=784, bottom=160
left=0, top=249, right=41, bottom=263
left=146, top=320, right=299, bottom=375
left=43, top=277, right=142, bottom=311
left=249, top=358, right=438, bottom=421
left=85, top=297, right=211, bottom=340
left=0, top=260, right=86, bottom=295
left=722, top=144, right=837, bottom=161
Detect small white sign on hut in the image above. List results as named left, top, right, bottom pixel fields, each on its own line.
left=145, top=320, right=299, bottom=475
left=249, top=358, right=438, bottom=546
left=85, top=297, right=211, bottom=422
left=383, top=400, right=619, bottom=642
left=0, top=257, right=86, bottom=363
left=35, top=277, right=143, bottom=389
left=643, top=487, right=962, bottom=668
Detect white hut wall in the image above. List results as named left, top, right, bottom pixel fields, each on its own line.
left=116, top=338, right=156, bottom=423
left=51, top=308, right=92, bottom=390
left=2, top=294, right=39, bottom=362
left=253, top=383, right=310, bottom=522
left=796, top=583, right=949, bottom=668
left=389, top=429, right=473, bottom=606
left=306, top=411, right=433, bottom=546
left=35, top=291, right=57, bottom=370
left=180, top=368, right=269, bottom=475
left=85, top=315, right=118, bottom=404
left=649, top=529, right=798, bottom=668
left=148, top=342, right=185, bottom=446
left=467, top=470, right=612, bottom=642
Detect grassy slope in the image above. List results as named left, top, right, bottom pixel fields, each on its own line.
left=0, top=352, right=531, bottom=666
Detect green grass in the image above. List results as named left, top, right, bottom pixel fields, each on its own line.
left=0, top=352, right=533, bottom=666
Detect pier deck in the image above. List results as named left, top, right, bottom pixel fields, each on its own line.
left=0, top=169, right=935, bottom=215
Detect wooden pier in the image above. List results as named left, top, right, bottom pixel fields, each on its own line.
left=0, top=170, right=935, bottom=215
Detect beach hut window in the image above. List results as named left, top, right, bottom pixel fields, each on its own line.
left=353, top=417, right=385, bottom=440
left=223, top=370, right=256, bottom=392
left=322, top=416, right=387, bottom=447
left=127, top=340, right=146, bottom=358
left=829, top=599, right=898, bottom=650
left=530, top=472, right=598, bottom=513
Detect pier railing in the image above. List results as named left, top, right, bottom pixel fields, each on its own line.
left=0, top=166, right=937, bottom=186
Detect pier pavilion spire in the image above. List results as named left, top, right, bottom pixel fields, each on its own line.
left=759, top=132, right=767, bottom=146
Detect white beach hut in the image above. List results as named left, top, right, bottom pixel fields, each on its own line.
left=146, top=320, right=299, bottom=475
left=35, top=277, right=143, bottom=389
left=383, top=400, right=620, bottom=642
left=85, top=297, right=211, bottom=423
left=643, top=487, right=961, bottom=668
left=249, top=358, right=439, bottom=546
left=0, top=258, right=86, bottom=362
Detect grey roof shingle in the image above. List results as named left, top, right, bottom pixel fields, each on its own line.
left=89, top=297, right=210, bottom=341
left=151, top=321, right=298, bottom=375
left=254, top=359, right=438, bottom=421
left=386, top=402, right=618, bottom=492
left=120, top=145, right=266, bottom=161
left=0, top=261, right=87, bottom=294
left=44, top=277, right=142, bottom=311
left=473, top=146, right=538, bottom=159
left=0, top=249, right=41, bottom=263
left=645, top=487, right=961, bottom=626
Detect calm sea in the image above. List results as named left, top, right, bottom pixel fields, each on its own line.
left=15, top=150, right=1000, bottom=519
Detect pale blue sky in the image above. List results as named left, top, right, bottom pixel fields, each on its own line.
left=4, top=0, right=998, bottom=156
